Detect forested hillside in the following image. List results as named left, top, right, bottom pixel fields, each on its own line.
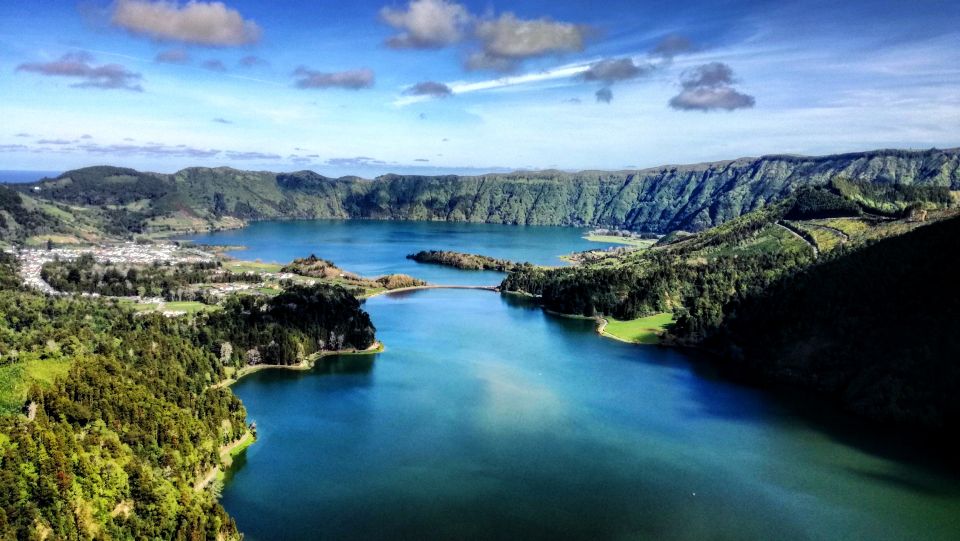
left=16, top=148, right=960, bottom=240
left=0, top=253, right=378, bottom=538
left=700, top=215, right=960, bottom=430
left=501, top=180, right=958, bottom=428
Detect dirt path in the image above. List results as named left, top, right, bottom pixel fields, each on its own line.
left=776, top=221, right=819, bottom=258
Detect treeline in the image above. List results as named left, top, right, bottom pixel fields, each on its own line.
left=0, top=253, right=246, bottom=539
left=41, top=254, right=260, bottom=299
left=407, top=250, right=529, bottom=272
left=199, top=284, right=376, bottom=366
left=700, top=215, right=960, bottom=430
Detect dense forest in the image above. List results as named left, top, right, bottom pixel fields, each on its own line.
left=200, top=284, right=376, bottom=367
left=41, top=254, right=260, bottom=299
left=698, top=215, right=960, bottom=430
left=407, top=250, right=529, bottom=272
left=13, top=148, right=959, bottom=240
left=0, top=252, right=245, bottom=539
left=0, top=251, right=378, bottom=538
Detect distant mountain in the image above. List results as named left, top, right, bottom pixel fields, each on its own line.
left=14, top=147, right=960, bottom=239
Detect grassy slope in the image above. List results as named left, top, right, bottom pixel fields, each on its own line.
left=602, top=313, right=675, bottom=344
left=0, top=358, right=72, bottom=414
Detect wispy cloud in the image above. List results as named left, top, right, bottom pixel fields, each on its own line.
left=212, top=117, right=233, bottom=124
left=16, top=52, right=143, bottom=91
left=293, top=67, right=374, bottom=90
left=111, top=0, right=261, bottom=46
left=325, top=156, right=387, bottom=167
left=78, top=142, right=220, bottom=158
left=225, top=151, right=281, bottom=160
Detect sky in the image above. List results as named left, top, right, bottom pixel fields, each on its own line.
left=0, top=0, right=958, bottom=177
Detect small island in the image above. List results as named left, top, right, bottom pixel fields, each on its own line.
left=407, top=250, right=529, bottom=272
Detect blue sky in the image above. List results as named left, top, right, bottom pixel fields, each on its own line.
left=1, top=0, right=958, bottom=177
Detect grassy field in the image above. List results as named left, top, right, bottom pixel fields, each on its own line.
left=601, top=313, right=675, bottom=345
left=0, top=358, right=72, bottom=414
left=224, top=260, right=283, bottom=274
left=117, top=299, right=219, bottom=314
left=585, top=234, right=655, bottom=248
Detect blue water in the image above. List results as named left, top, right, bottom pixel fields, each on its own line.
left=211, top=221, right=960, bottom=541
left=0, top=170, right=59, bottom=183
left=184, top=219, right=618, bottom=285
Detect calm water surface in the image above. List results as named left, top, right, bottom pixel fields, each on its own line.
left=185, top=219, right=619, bottom=285
left=205, top=221, right=959, bottom=540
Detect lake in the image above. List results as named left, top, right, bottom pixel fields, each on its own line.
left=191, top=221, right=960, bottom=540
left=185, top=219, right=621, bottom=285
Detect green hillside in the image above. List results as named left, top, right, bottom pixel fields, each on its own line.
left=15, top=147, right=960, bottom=240
left=703, top=214, right=960, bottom=430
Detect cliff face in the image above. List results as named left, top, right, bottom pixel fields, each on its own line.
left=26, top=148, right=960, bottom=234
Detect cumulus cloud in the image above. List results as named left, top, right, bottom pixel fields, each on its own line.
left=0, top=144, right=28, bottom=152
left=155, top=48, right=190, bottom=64
left=669, top=62, right=755, bottom=111
left=238, top=55, right=268, bottom=67
left=595, top=87, right=613, bottom=103
left=202, top=59, right=227, bottom=71
left=14, top=133, right=31, bottom=137
left=111, top=0, right=261, bottom=46
left=414, top=158, right=430, bottom=162
left=580, top=58, right=653, bottom=84
left=212, top=117, right=232, bottom=124
left=293, top=67, right=374, bottom=90
left=404, top=81, right=453, bottom=98
left=80, top=134, right=94, bottom=139
left=381, top=0, right=471, bottom=49
left=468, top=13, right=587, bottom=72
left=16, top=52, right=143, bottom=91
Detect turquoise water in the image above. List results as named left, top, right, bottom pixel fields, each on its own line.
left=209, top=221, right=960, bottom=540
left=185, top=219, right=619, bottom=285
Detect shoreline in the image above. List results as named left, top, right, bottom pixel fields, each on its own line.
left=195, top=429, right=256, bottom=492
left=362, top=284, right=499, bottom=299
left=211, top=341, right=385, bottom=389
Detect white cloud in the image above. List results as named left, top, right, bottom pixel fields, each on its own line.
left=111, top=0, right=262, bottom=46
left=380, top=0, right=471, bottom=49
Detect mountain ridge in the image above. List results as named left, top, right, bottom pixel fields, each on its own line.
left=10, top=147, right=960, bottom=242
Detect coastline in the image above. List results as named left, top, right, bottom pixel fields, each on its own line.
left=211, top=341, right=385, bottom=390
left=195, top=429, right=256, bottom=492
